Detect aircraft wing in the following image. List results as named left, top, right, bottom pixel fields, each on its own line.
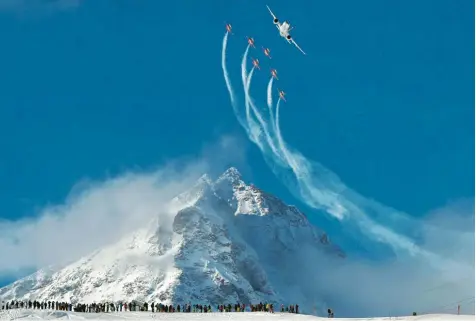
left=266, top=5, right=281, bottom=29
left=290, top=38, right=306, bottom=55
left=266, top=5, right=278, bottom=20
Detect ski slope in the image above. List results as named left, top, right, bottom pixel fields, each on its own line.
left=0, top=310, right=472, bottom=321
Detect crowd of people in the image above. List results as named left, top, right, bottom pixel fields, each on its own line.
left=1, top=300, right=301, bottom=314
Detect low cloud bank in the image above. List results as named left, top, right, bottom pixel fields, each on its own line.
left=304, top=199, right=475, bottom=317
left=0, top=135, right=246, bottom=277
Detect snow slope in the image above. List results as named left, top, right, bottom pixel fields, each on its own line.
left=0, top=168, right=344, bottom=315
left=0, top=309, right=472, bottom=321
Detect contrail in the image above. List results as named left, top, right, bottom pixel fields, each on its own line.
left=241, top=48, right=284, bottom=161
left=238, top=45, right=263, bottom=146
left=221, top=32, right=253, bottom=137
left=245, top=67, right=256, bottom=131
left=220, top=35, right=472, bottom=274
left=240, top=45, right=257, bottom=132
left=240, top=45, right=250, bottom=89
left=221, top=33, right=236, bottom=109
left=272, top=95, right=463, bottom=269
left=274, top=97, right=407, bottom=241
left=267, top=77, right=274, bottom=109
left=266, top=77, right=277, bottom=135
left=274, top=98, right=285, bottom=156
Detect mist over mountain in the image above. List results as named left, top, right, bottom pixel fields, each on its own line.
left=0, top=167, right=344, bottom=315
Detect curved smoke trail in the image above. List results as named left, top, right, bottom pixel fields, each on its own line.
left=270, top=78, right=474, bottom=274
left=220, top=34, right=473, bottom=304
left=220, top=33, right=471, bottom=268
left=221, top=33, right=255, bottom=139
left=221, top=33, right=237, bottom=111
left=274, top=96, right=429, bottom=257
left=241, top=49, right=284, bottom=162
left=244, top=67, right=256, bottom=133
left=267, top=78, right=273, bottom=108
left=240, top=45, right=261, bottom=138
left=266, top=77, right=276, bottom=133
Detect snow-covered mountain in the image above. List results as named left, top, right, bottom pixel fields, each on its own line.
left=0, top=167, right=345, bottom=313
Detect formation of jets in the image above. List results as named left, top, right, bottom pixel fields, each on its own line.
left=225, top=5, right=306, bottom=102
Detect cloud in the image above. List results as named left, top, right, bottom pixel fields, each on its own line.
left=302, top=199, right=475, bottom=317
left=0, top=134, right=247, bottom=277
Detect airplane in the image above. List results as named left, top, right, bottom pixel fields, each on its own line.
left=270, top=68, right=278, bottom=80
left=225, top=23, right=233, bottom=35
left=265, top=5, right=306, bottom=55
left=251, top=57, right=261, bottom=70
left=246, top=36, right=256, bottom=48
left=278, top=89, right=286, bottom=102
left=262, top=47, right=272, bottom=59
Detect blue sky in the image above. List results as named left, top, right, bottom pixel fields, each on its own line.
left=0, top=0, right=473, bottom=296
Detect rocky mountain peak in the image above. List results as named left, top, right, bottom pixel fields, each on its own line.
left=218, top=167, right=243, bottom=182
left=0, top=167, right=345, bottom=315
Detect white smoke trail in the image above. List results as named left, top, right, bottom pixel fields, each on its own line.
left=241, top=50, right=284, bottom=161
left=237, top=45, right=263, bottom=146
left=221, top=33, right=254, bottom=138
left=267, top=77, right=273, bottom=109
left=240, top=45, right=259, bottom=134
left=240, top=45, right=250, bottom=90
left=221, top=33, right=236, bottom=110
left=274, top=98, right=285, bottom=157
left=272, top=94, right=474, bottom=273
left=274, top=97, right=415, bottom=248
left=245, top=67, right=256, bottom=131
left=274, top=97, right=303, bottom=179
left=220, top=33, right=473, bottom=276
left=224, top=47, right=429, bottom=260
left=266, top=77, right=276, bottom=133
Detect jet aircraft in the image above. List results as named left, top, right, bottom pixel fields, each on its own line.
left=266, top=5, right=306, bottom=55
left=252, top=58, right=261, bottom=70
left=278, top=89, right=287, bottom=102
left=262, top=47, right=272, bottom=59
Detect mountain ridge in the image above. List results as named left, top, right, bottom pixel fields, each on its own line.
left=0, top=167, right=345, bottom=314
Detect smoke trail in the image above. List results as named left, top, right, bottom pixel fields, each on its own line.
left=222, top=33, right=412, bottom=251
left=240, top=45, right=250, bottom=89
left=274, top=97, right=414, bottom=249
left=272, top=94, right=474, bottom=273
left=245, top=67, right=256, bottom=131
left=221, top=33, right=255, bottom=139
left=241, top=50, right=284, bottom=162
left=274, top=98, right=285, bottom=157
left=224, top=47, right=429, bottom=259
left=267, top=77, right=274, bottom=109
left=232, top=44, right=262, bottom=146
left=221, top=33, right=236, bottom=110
left=266, top=77, right=276, bottom=133
left=221, top=37, right=473, bottom=308
left=240, top=45, right=258, bottom=133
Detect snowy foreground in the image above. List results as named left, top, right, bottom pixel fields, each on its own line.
left=0, top=310, right=473, bottom=321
